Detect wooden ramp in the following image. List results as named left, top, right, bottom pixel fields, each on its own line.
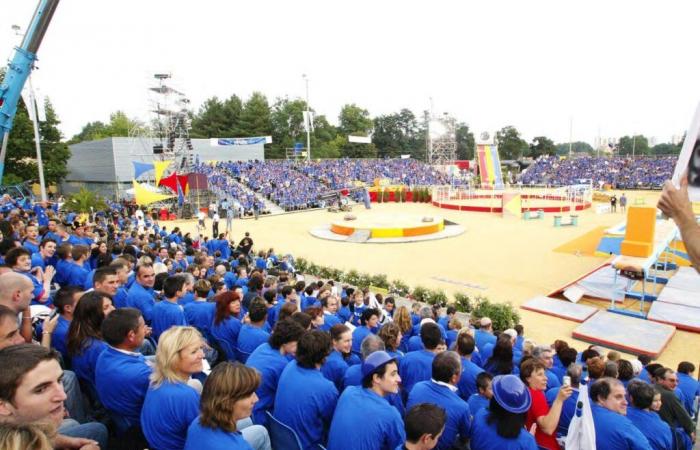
left=521, top=296, right=598, bottom=323
left=572, top=310, right=675, bottom=358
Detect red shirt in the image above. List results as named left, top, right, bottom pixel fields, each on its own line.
left=525, top=387, right=560, bottom=450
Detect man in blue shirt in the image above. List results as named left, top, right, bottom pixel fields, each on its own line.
left=400, top=322, right=443, bottom=396
left=95, top=308, right=152, bottom=435
left=676, top=361, right=699, bottom=415
left=126, top=264, right=157, bottom=324
left=31, top=239, right=57, bottom=271
left=151, top=276, right=188, bottom=342
left=467, top=372, right=493, bottom=415
left=352, top=308, right=379, bottom=356
left=66, top=245, right=91, bottom=288
left=454, top=332, right=484, bottom=401
left=626, top=380, right=673, bottom=450
left=320, top=295, right=342, bottom=332
left=237, top=298, right=270, bottom=362
left=589, top=377, right=653, bottom=450
left=407, top=351, right=472, bottom=450
left=246, top=318, right=305, bottom=426
left=474, top=318, right=496, bottom=353
left=327, top=351, right=405, bottom=450
left=403, top=403, right=447, bottom=450
left=274, top=330, right=338, bottom=449
left=532, top=344, right=561, bottom=390
left=46, top=286, right=82, bottom=362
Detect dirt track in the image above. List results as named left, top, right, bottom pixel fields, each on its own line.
left=173, top=190, right=699, bottom=370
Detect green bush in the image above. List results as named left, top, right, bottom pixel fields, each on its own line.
left=453, top=292, right=474, bottom=313
left=412, top=286, right=430, bottom=303
left=295, top=257, right=308, bottom=273
left=470, top=296, right=520, bottom=332
left=427, top=289, right=448, bottom=307
left=318, top=265, right=333, bottom=279
left=343, top=269, right=360, bottom=286
left=357, top=272, right=372, bottom=289
left=330, top=268, right=344, bottom=282
left=63, top=187, right=108, bottom=213
left=390, top=279, right=410, bottom=297
left=307, top=262, right=319, bottom=276
left=370, top=273, right=389, bottom=289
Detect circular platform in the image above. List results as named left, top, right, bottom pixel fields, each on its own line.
left=330, top=213, right=444, bottom=238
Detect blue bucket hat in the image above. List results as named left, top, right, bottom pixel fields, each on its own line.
left=361, top=351, right=396, bottom=380
left=492, top=375, right=532, bottom=413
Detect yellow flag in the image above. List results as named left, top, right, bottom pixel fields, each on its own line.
left=154, top=160, right=172, bottom=186
left=132, top=180, right=174, bottom=206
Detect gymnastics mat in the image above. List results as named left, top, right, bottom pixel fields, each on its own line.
left=647, top=302, right=700, bottom=333
left=521, top=296, right=598, bottom=323
left=656, top=286, right=700, bottom=309
left=572, top=311, right=675, bottom=358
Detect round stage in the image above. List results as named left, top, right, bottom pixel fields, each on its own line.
left=311, top=213, right=465, bottom=243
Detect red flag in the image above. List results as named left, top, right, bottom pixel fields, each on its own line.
left=158, top=172, right=179, bottom=193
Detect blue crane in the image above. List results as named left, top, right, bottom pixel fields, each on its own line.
left=0, top=0, right=60, bottom=183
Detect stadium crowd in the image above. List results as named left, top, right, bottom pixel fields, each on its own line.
left=0, top=195, right=697, bottom=450
left=194, top=158, right=461, bottom=212
left=520, top=155, right=678, bottom=189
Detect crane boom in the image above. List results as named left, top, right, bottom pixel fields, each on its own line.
left=0, top=0, right=60, bottom=183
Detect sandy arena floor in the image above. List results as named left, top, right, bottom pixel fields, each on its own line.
left=172, top=190, right=698, bottom=369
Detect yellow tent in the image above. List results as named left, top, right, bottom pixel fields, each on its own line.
left=132, top=180, right=174, bottom=206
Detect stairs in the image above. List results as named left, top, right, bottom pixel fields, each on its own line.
left=229, top=178, right=284, bottom=215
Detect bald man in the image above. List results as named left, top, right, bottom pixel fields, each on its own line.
left=0, top=272, right=37, bottom=343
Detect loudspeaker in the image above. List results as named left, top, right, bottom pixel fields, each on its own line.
left=153, top=144, right=164, bottom=154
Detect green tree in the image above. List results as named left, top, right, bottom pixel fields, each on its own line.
left=311, top=115, right=340, bottom=159
left=238, top=92, right=272, bottom=137
left=496, top=126, right=528, bottom=160
left=554, top=141, right=594, bottom=155
left=269, top=97, right=307, bottom=159
left=107, top=111, right=144, bottom=137
left=3, top=98, right=70, bottom=186
left=617, top=135, right=650, bottom=156
left=455, top=123, right=475, bottom=160
left=529, top=136, right=556, bottom=158
left=338, top=104, right=376, bottom=158
left=67, top=121, right=110, bottom=144
left=650, top=142, right=681, bottom=155
left=190, top=97, right=229, bottom=138
left=62, top=187, right=108, bottom=213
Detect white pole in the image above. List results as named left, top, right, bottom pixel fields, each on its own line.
left=28, top=75, right=47, bottom=202
left=303, top=74, right=311, bottom=162
left=568, top=116, right=573, bottom=157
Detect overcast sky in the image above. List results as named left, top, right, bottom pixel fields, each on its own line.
left=2, top=0, right=699, bottom=146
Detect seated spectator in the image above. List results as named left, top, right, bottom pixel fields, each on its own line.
left=321, top=324, right=354, bottom=390
left=652, top=367, right=695, bottom=446
left=532, top=345, right=561, bottom=390
left=44, top=287, right=82, bottom=362
left=676, top=361, right=699, bottom=416
left=274, top=330, right=338, bottom=449
left=393, top=305, right=414, bottom=353
left=589, top=377, right=652, bottom=450
left=184, top=362, right=271, bottom=450
left=141, top=326, right=205, bottom=450
left=378, top=322, right=404, bottom=361
left=470, top=374, right=537, bottom=450
left=210, top=290, right=243, bottom=361
left=183, top=279, right=216, bottom=337
left=520, top=358, right=572, bottom=450
left=0, top=344, right=107, bottom=449
left=237, top=298, right=270, bottom=362
left=352, top=308, right=380, bottom=356
left=245, top=318, right=305, bottom=426
left=327, top=351, right=405, bottom=450
left=474, top=317, right=496, bottom=353
left=468, top=372, right=494, bottom=414
left=626, top=380, right=673, bottom=450
left=0, top=422, right=54, bottom=450
left=407, top=351, right=472, bottom=450
left=484, top=335, right=517, bottom=376
left=95, top=308, right=152, bottom=436
left=403, top=403, right=447, bottom=450
left=454, top=331, right=484, bottom=401
left=545, top=364, right=581, bottom=436
left=151, top=275, right=188, bottom=342
left=66, top=291, right=115, bottom=395
left=400, top=322, right=444, bottom=395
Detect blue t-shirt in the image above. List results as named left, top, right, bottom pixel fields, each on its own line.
left=127, top=283, right=157, bottom=323
left=470, top=408, right=537, bottom=450
left=71, top=338, right=107, bottom=393
left=590, top=404, right=652, bottom=450
left=407, top=381, right=472, bottom=450
left=625, top=406, right=673, bottom=450
left=327, top=386, right=405, bottom=450
left=151, top=300, right=187, bottom=342
left=351, top=326, right=373, bottom=356
left=210, top=316, right=242, bottom=361
left=184, top=301, right=216, bottom=338
left=95, top=346, right=152, bottom=430
left=274, top=361, right=338, bottom=449
left=467, top=393, right=490, bottom=415
left=245, top=343, right=289, bottom=426
left=399, top=349, right=436, bottom=395
left=321, top=350, right=349, bottom=391
left=184, top=417, right=252, bottom=450
left=544, top=386, right=578, bottom=436
left=458, top=357, right=484, bottom=401
left=677, top=373, right=699, bottom=414
left=50, top=316, right=71, bottom=361
left=113, top=287, right=129, bottom=309
left=236, top=324, right=270, bottom=362
left=141, top=381, right=200, bottom=450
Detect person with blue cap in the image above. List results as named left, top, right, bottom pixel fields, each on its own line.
left=470, top=374, right=538, bottom=450
left=327, top=350, right=405, bottom=450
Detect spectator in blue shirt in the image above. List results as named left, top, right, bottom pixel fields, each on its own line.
left=184, top=279, right=216, bottom=338
left=544, top=364, right=581, bottom=437
left=327, top=351, right=405, bottom=450
left=210, top=290, right=243, bottom=361
left=66, top=245, right=91, bottom=289
left=152, top=275, right=188, bottom=342
left=245, top=319, right=305, bottom=426
left=322, top=324, right=355, bottom=390
left=126, top=264, right=157, bottom=324
left=274, top=330, right=339, bottom=449
left=468, top=372, right=494, bottom=415
left=96, top=308, right=152, bottom=437
left=626, top=380, right=673, bottom=450
left=0, top=305, right=26, bottom=350
left=377, top=322, right=405, bottom=362
left=30, top=239, right=57, bottom=271
left=474, top=317, right=496, bottom=353
left=44, top=286, right=82, bottom=362
left=407, top=351, right=472, bottom=450
left=403, top=403, right=447, bottom=450
left=319, top=295, right=342, bottom=332
left=141, top=326, right=205, bottom=450
left=352, top=308, right=380, bottom=356
left=676, top=361, right=699, bottom=416
left=185, top=362, right=271, bottom=450
left=400, top=322, right=444, bottom=396
left=5, top=247, right=53, bottom=305
left=589, top=377, right=652, bottom=450
left=237, top=298, right=270, bottom=362
left=454, top=332, right=484, bottom=401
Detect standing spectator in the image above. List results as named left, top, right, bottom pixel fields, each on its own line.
left=212, top=211, right=220, bottom=238
left=620, top=192, right=627, bottom=212
left=226, top=204, right=234, bottom=233
left=610, top=194, right=617, bottom=212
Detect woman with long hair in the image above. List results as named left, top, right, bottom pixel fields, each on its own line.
left=184, top=362, right=271, bottom=450
left=484, top=334, right=516, bottom=376
left=470, top=374, right=537, bottom=450
left=392, top=305, right=413, bottom=353
left=378, top=322, right=404, bottom=361
left=141, top=326, right=205, bottom=450
left=210, top=290, right=243, bottom=361
left=321, top=324, right=357, bottom=390
left=66, top=291, right=115, bottom=392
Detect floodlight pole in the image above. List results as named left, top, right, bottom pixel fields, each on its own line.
left=303, top=74, right=311, bottom=161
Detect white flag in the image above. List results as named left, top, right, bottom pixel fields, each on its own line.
left=21, top=88, right=37, bottom=124
left=565, top=382, right=596, bottom=450
left=303, top=111, right=314, bottom=132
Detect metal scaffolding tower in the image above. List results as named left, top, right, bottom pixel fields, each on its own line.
left=427, top=113, right=457, bottom=166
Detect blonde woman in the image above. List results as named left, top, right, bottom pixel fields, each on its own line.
left=392, top=305, right=414, bottom=353
left=141, top=326, right=205, bottom=450
left=0, top=423, right=54, bottom=450
left=184, top=362, right=271, bottom=450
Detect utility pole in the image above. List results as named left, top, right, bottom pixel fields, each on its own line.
left=302, top=74, right=311, bottom=161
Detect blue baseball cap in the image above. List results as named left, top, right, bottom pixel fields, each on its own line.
left=492, top=375, right=531, bottom=413
left=361, top=351, right=396, bottom=380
